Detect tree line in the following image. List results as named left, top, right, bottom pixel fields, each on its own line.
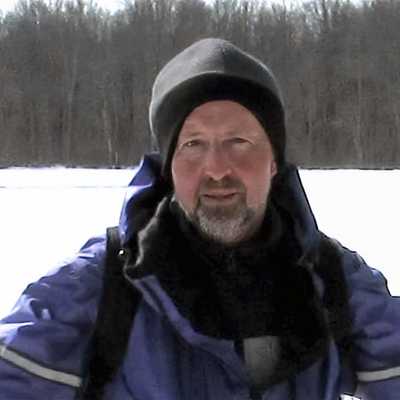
left=0, top=0, right=399, bottom=168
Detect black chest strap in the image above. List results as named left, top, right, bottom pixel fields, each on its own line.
left=77, top=227, right=141, bottom=400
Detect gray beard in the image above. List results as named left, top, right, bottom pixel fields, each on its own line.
left=188, top=195, right=256, bottom=245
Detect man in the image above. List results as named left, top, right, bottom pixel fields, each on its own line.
left=1, top=38, right=400, bottom=400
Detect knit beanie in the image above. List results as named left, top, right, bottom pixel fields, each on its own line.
left=149, top=38, right=286, bottom=180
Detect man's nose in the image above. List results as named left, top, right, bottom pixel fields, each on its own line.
left=202, top=144, right=232, bottom=181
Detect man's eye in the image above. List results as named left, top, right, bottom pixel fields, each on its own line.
left=183, top=140, right=201, bottom=148
left=230, top=137, right=250, bottom=145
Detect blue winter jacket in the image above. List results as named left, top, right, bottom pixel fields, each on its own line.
left=1, top=155, right=400, bottom=400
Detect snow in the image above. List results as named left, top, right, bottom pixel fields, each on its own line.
left=0, top=167, right=399, bottom=318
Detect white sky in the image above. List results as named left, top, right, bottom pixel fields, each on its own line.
left=0, top=0, right=129, bottom=14
left=0, top=0, right=314, bottom=15
left=0, top=168, right=399, bottom=318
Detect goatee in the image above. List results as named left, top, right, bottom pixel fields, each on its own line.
left=193, top=193, right=255, bottom=245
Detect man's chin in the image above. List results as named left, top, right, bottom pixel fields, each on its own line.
left=177, top=199, right=253, bottom=244
left=195, top=210, right=251, bottom=245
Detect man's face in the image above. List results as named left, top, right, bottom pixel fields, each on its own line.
left=171, top=100, right=277, bottom=245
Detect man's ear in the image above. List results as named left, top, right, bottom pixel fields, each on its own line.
left=271, top=160, right=278, bottom=177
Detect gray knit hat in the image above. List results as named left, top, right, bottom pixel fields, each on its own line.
left=149, top=38, right=286, bottom=180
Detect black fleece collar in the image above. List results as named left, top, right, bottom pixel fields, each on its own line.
left=126, top=194, right=330, bottom=382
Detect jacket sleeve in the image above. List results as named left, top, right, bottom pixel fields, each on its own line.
left=343, top=250, right=400, bottom=399
left=0, top=236, right=105, bottom=399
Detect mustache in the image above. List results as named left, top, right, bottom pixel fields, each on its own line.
left=198, top=176, right=245, bottom=192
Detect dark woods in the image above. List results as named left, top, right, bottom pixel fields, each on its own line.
left=0, top=0, right=399, bottom=168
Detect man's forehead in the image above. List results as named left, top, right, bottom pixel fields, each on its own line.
left=178, top=100, right=266, bottom=137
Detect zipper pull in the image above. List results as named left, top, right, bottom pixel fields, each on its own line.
left=226, top=251, right=237, bottom=274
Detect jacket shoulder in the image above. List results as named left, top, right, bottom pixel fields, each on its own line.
left=322, top=236, right=400, bottom=398
left=0, top=235, right=107, bottom=398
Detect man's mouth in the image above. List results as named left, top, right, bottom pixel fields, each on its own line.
left=201, top=191, right=240, bottom=203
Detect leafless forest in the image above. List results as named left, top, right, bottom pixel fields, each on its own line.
left=0, top=0, right=399, bottom=168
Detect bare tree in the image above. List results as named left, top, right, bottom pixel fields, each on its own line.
left=0, top=0, right=399, bottom=167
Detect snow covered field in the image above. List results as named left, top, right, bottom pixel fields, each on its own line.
left=0, top=167, right=399, bottom=318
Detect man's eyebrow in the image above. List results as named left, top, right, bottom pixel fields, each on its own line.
left=178, top=129, right=203, bottom=140
left=224, top=129, right=261, bottom=138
